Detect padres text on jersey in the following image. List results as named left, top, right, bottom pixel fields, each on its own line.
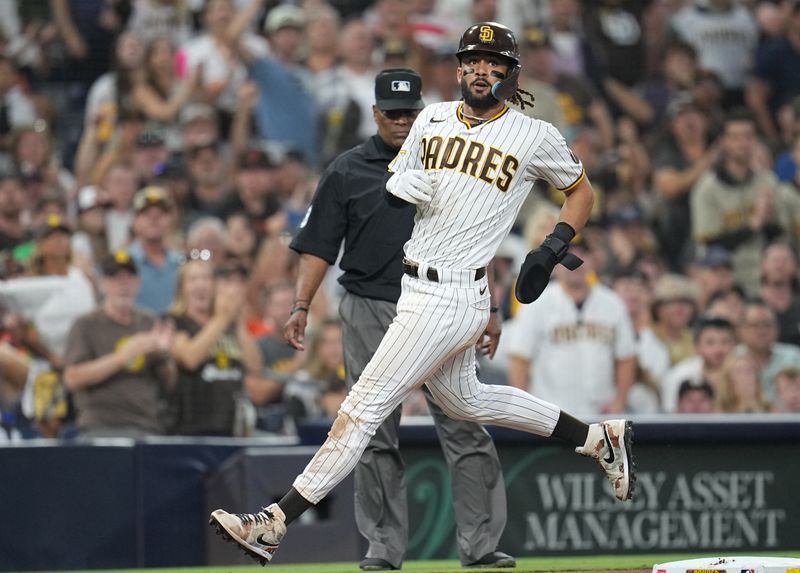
left=389, top=101, right=584, bottom=270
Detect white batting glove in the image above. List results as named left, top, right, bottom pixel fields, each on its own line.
left=387, top=170, right=434, bottom=205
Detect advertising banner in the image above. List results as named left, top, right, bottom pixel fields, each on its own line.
left=405, top=442, right=800, bottom=559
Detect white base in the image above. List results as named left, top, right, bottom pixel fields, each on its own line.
left=652, top=556, right=800, bottom=573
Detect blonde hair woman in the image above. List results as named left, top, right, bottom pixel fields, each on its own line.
left=716, top=349, right=770, bottom=413
left=167, top=259, right=281, bottom=435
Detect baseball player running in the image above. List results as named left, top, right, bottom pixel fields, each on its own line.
left=210, top=21, right=636, bottom=565
left=283, top=68, right=513, bottom=571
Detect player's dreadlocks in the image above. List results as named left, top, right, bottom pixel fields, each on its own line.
left=509, top=86, right=535, bottom=110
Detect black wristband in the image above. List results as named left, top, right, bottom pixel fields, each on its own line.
left=552, top=221, right=576, bottom=244
left=290, top=306, right=309, bottom=315
left=490, top=307, right=499, bottom=313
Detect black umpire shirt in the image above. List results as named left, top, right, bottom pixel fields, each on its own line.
left=290, top=135, right=415, bottom=303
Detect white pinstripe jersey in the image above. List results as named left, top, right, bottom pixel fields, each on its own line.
left=507, top=282, right=638, bottom=415
left=388, top=100, right=584, bottom=269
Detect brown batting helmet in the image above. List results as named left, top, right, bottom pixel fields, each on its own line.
left=456, top=22, right=520, bottom=65
left=456, top=22, right=521, bottom=101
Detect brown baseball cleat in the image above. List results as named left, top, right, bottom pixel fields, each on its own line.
left=209, top=503, right=287, bottom=565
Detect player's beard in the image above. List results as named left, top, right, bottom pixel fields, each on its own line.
left=460, top=78, right=497, bottom=109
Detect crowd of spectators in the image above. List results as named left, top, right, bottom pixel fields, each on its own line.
left=0, top=0, right=799, bottom=441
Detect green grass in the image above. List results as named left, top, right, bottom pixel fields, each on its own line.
left=31, top=551, right=800, bottom=573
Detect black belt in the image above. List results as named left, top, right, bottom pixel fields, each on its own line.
left=402, top=259, right=486, bottom=282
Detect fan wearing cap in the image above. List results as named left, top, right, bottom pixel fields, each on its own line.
left=132, top=127, right=170, bottom=187
left=179, top=103, right=220, bottom=152
left=184, top=137, right=236, bottom=221
left=30, top=214, right=73, bottom=275
left=129, top=186, right=183, bottom=314
left=71, top=186, right=111, bottom=273
left=63, top=250, right=177, bottom=438
left=603, top=203, right=658, bottom=278
left=648, top=274, right=700, bottom=368
left=282, top=68, right=513, bottom=570
left=691, top=245, right=736, bottom=310
left=231, top=146, right=281, bottom=236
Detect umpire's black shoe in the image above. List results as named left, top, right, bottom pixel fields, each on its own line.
left=465, top=551, right=516, bottom=568
left=359, top=557, right=400, bottom=571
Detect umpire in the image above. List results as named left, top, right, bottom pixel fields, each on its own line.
left=284, top=69, right=514, bottom=571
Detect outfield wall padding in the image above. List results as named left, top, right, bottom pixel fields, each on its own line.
left=0, top=416, right=798, bottom=571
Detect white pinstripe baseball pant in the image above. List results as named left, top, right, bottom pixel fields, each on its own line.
left=293, top=271, right=561, bottom=504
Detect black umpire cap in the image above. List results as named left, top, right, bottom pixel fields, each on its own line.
left=375, top=69, right=424, bottom=111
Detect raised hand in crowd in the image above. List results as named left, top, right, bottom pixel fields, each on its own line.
left=151, top=319, right=176, bottom=355
left=51, top=0, right=88, bottom=60
left=214, top=277, right=247, bottom=323
left=238, top=79, right=260, bottom=111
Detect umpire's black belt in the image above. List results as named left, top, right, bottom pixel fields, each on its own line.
left=402, top=258, right=486, bottom=282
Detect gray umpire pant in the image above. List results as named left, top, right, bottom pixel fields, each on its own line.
left=339, top=291, right=507, bottom=567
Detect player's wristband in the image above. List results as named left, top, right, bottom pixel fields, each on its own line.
left=290, top=306, right=309, bottom=316
left=552, top=221, right=576, bottom=243
left=490, top=307, right=499, bottom=313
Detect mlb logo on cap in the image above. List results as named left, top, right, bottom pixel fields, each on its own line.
left=375, top=68, right=425, bottom=111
